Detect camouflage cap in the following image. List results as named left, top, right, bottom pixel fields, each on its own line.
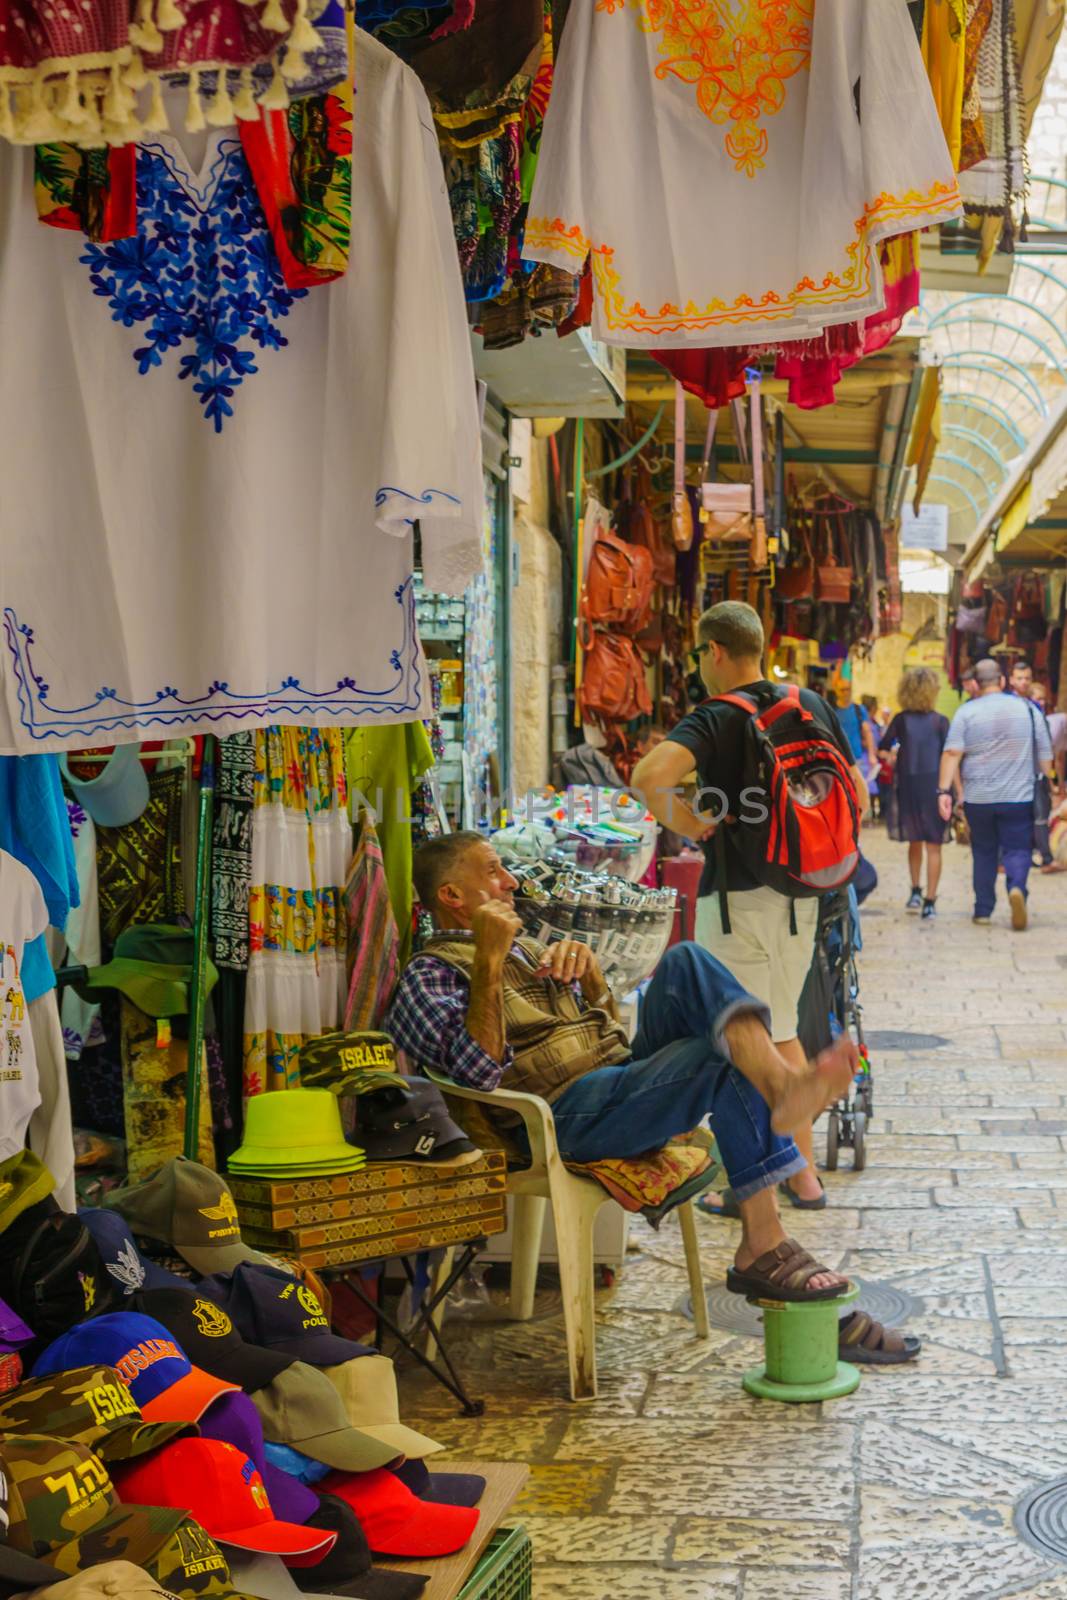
left=0, top=1365, right=196, bottom=1465
left=297, top=1032, right=400, bottom=1097
left=0, top=1435, right=249, bottom=1600
left=102, top=1160, right=275, bottom=1277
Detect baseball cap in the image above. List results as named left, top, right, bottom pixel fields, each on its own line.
left=0, top=1433, right=221, bottom=1596
left=249, top=1365, right=399, bottom=1475
left=0, top=1365, right=194, bottom=1466
left=131, top=1288, right=294, bottom=1395
left=353, top=1079, right=476, bottom=1164
left=228, top=1545, right=427, bottom=1600
left=320, top=1359, right=442, bottom=1462
left=79, top=1209, right=191, bottom=1297
left=198, top=1266, right=371, bottom=1370
left=0, top=1473, right=59, bottom=1599
left=227, top=1092, right=364, bottom=1177
left=33, top=1312, right=240, bottom=1425
left=0, top=1296, right=33, bottom=1356
left=260, top=1444, right=330, bottom=1488
left=3, top=1559, right=188, bottom=1600
left=0, top=1153, right=55, bottom=1238
left=298, top=1033, right=399, bottom=1096
left=317, top=1468, right=478, bottom=1558
left=111, top=1440, right=336, bottom=1561
left=198, top=1391, right=319, bottom=1528
left=262, top=1491, right=429, bottom=1600
left=103, top=1160, right=278, bottom=1277
left=390, top=1460, right=486, bottom=1509
left=80, top=927, right=219, bottom=1022
left=0, top=1202, right=116, bottom=1345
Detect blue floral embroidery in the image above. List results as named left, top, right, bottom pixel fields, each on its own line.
left=79, top=138, right=307, bottom=433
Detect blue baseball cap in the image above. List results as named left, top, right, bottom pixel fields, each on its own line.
left=78, top=1207, right=191, bottom=1297
left=33, top=1310, right=240, bottom=1423
left=199, top=1264, right=373, bottom=1367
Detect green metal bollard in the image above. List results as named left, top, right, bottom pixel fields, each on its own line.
left=742, top=1283, right=861, bottom=1403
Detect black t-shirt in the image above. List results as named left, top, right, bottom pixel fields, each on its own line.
left=666, top=682, right=854, bottom=895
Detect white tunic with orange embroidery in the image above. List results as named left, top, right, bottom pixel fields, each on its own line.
left=523, top=0, right=961, bottom=349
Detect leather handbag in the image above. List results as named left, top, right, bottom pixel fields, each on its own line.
left=698, top=381, right=769, bottom=563
left=815, top=512, right=852, bottom=604
left=583, top=528, right=653, bottom=635
left=579, top=629, right=652, bottom=725
left=776, top=511, right=816, bottom=600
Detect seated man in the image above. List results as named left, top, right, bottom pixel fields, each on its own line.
left=387, top=831, right=856, bottom=1303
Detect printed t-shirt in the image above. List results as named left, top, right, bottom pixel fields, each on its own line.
left=0, top=850, right=49, bottom=1159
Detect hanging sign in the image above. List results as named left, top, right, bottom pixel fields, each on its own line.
left=900, top=502, right=949, bottom=552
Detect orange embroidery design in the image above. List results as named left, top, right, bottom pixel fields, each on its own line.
left=620, top=0, right=816, bottom=177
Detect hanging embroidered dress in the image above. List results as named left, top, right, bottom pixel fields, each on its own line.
left=0, top=30, right=484, bottom=756
left=523, top=0, right=962, bottom=349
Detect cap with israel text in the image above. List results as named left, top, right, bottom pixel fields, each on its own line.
left=0, top=1364, right=195, bottom=1466
left=102, top=1159, right=276, bottom=1277
left=0, top=1432, right=248, bottom=1600
left=297, top=1033, right=398, bottom=1097
left=198, top=1265, right=371, bottom=1368
left=33, top=1312, right=239, bottom=1426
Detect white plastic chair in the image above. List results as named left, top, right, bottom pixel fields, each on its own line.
left=421, top=1066, right=710, bottom=1402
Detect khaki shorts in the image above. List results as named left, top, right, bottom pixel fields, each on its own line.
left=695, top=886, right=818, bottom=1044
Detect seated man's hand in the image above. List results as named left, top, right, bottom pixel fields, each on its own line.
left=471, top=900, right=523, bottom=966
left=538, top=938, right=599, bottom=988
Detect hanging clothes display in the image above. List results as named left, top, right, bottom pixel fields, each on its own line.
left=523, top=0, right=961, bottom=349
left=242, top=727, right=350, bottom=1100
left=341, top=811, right=401, bottom=1031
left=211, top=732, right=256, bottom=973
left=957, top=0, right=1023, bottom=224
left=344, top=724, right=435, bottom=967
left=94, top=769, right=186, bottom=949
left=0, top=848, right=49, bottom=1160
left=0, top=30, right=484, bottom=756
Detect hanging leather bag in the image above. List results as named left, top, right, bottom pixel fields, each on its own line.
left=579, top=629, right=652, bottom=724
left=815, top=511, right=853, bottom=605
left=777, top=509, right=816, bottom=600
left=617, top=464, right=675, bottom=587
left=583, top=527, right=653, bottom=635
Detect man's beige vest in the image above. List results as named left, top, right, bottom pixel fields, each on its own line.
left=421, top=932, right=630, bottom=1103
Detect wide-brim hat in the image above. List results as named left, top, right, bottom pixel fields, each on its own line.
left=60, top=743, right=149, bottom=828
left=229, top=1091, right=359, bottom=1174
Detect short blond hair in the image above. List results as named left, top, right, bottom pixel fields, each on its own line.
left=897, top=667, right=940, bottom=713
left=697, top=601, right=764, bottom=660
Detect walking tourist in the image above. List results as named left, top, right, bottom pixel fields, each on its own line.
left=938, top=658, right=1059, bottom=929
left=879, top=668, right=950, bottom=920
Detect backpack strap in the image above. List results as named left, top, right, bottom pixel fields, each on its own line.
left=712, top=691, right=760, bottom=714
left=714, top=821, right=731, bottom=936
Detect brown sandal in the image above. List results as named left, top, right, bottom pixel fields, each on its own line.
left=726, top=1237, right=849, bottom=1303
left=838, top=1309, right=921, bottom=1365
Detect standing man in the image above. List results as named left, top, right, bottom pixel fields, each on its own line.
left=938, top=658, right=1058, bottom=929
left=633, top=601, right=869, bottom=1210
left=834, top=681, right=880, bottom=787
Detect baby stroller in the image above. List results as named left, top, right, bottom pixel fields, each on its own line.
left=798, top=879, right=873, bottom=1172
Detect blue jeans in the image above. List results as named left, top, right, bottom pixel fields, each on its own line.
left=965, top=800, right=1034, bottom=918
left=549, top=943, right=805, bottom=1203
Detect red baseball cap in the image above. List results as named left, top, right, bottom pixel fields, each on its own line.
left=319, top=1467, right=479, bottom=1558
left=112, top=1437, right=338, bottom=1560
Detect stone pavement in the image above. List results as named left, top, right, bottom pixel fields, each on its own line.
left=399, top=828, right=1067, bottom=1599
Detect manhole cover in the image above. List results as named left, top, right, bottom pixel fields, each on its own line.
left=680, top=1278, right=922, bottom=1337
left=1016, top=1479, right=1067, bottom=1565
left=865, top=1030, right=949, bottom=1051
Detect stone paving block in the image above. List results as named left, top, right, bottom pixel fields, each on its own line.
left=516, top=1461, right=615, bottom=1516
left=672, top=1520, right=850, bottom=1569
left=742, top=1572, right=851, bottom=1600
left=860, top=1483, right=1015, bottom=1543
left=522, top=1515, right=671, bottom=1563
left=860, top=1418, right=1032, bottom=1497
left=997, top=1287, right=1067, bottom=1318
left=532, top=1565, right=740, bottom=1599
left=856, top=1539, right=1055, bottom=1600
left=933, top=1185, right=1058, bottom=1208
left=607, top=1461, right=854, bottom=1520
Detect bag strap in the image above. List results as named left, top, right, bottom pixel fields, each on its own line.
left=674, top=381, right=686, bottom=502
left=700, top=407, right=719, bottom=483
left=714, top=821, right=731, bottom=936
left=750, top=379, right=765, bottom=522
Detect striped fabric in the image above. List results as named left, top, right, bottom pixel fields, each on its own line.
left=343, top=811, right=400, bottom=1031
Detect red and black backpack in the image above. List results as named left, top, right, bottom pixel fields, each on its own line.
left=711, top=685, right=860, bottom=929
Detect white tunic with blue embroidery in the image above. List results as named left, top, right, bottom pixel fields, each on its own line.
left=0, top=31, right=484, bottom=754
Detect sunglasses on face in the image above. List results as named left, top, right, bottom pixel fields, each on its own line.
left=689, top=641, right=712, bottom=668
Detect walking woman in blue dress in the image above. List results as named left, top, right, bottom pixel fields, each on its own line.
left=879, top=668, right=951, bottom=920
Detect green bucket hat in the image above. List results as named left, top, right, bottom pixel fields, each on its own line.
left=80, top=925, right=218, bottom=1020
left=0, top=1150, right=56, bottom=1235
left=227, top=1090, right=363, bottom=1176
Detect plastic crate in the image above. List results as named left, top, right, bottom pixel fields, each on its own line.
left=457, top=1525, right=533, bottom=1600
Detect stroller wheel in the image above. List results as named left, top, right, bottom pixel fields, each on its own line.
left=826, top=1110, right=840, bottom=1171
left=858, top=1085, right=874, bottom=1118
left=852, top=1111, right=867, bottom=1172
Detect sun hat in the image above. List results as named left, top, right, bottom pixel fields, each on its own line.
left=320, top=1358, right=442, bottom=1462
left=131, top=1287, right=295, bottom=1396
left=227, top=1092, right=364, bottom=1176
left=111, top=1439, right=336, bottom=1561
left=78, top=1208, right=191, bottom=1297
left=0, top=1432, right=242, bottom=1600
left=102, top=1158, right=277, bottom=1277
left=352, top=1079, right=476, bottom=1164
left=317, top=1468, right=478, bottom=1559
left=298, top=1033, right=399, bottom=1096
left=249, top=1364, right=399, bottom=1475
left=197, top=1390, right=320, bottom=1529
left=33, top=1312, right=240, bottom=1426
left=0, top=1152, right=56, bottom=1238
left=79, top=926, right=218, bottom=1020
left=0, top=1364, right=194, bottom=1466
left=60, top=744, right=149, bottom=828
left=197, top=1266, right=372, bottom=1371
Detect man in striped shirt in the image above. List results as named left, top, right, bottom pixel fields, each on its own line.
left=939, top=658, right=1058, bottom=929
